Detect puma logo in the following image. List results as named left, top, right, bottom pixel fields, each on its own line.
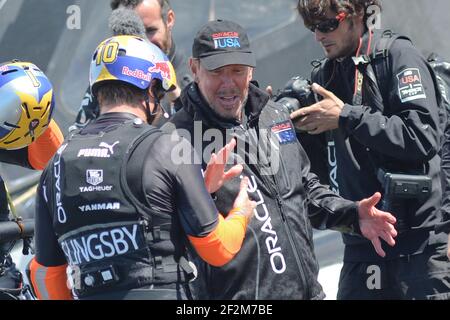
left=77, top=141, right=120, bottom=158
left=99, top=141, right=119, bottom=155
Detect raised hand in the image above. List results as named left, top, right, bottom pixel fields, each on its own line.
left=204, top=138, right=243, bottom=194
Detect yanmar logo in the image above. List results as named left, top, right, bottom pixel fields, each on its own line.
left=78, top=141, right=119, bottom=158
left=79, top=202, right=120, bottom=212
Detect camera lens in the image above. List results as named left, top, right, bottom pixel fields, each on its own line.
left=277, top=97, right=301, bottom=114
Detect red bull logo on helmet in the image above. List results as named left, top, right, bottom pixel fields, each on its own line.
left=0, top=65, right=9, bottom=72
left=148, top=62, right=172, bottom=80
left=122, top=66, right=152, bottom=82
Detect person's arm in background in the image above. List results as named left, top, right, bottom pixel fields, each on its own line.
left=30, top=169, right=72, bottom=300
left=28, top=119, right=64, bottom=170
left=0, top=119, right=63, bottom=170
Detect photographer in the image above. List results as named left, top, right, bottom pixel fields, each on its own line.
left=291, top=0, right=450, bottom=299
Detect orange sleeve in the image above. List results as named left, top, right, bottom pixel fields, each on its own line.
left=28, top=119, right=64, bottom=170
left=30, top=258, right=72, bottom=300
left=188, top=208, right=248, bottom=267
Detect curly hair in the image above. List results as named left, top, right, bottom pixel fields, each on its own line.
left=297, top=0, right=382, bottom=28
left=110, top=0, right=172, bottom=21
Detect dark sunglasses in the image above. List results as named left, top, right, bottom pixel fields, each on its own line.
left=307, top=12, right=347, bottom=33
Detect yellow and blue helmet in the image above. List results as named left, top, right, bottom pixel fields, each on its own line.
left=90, top=35, right=177, bottom=94
left=0, top=61, right=55, bottom=150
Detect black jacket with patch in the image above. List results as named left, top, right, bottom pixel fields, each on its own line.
left=306, top=30, right=446, bottom=262
left=164, top=82, right=362, bottom=300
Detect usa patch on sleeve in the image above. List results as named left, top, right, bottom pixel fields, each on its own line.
left=397, top=68, right=426, bottom=103
left=271, top=120, right=296, bottom=145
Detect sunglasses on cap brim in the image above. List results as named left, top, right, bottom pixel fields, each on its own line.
left=307, top=12, right=347, bottom=33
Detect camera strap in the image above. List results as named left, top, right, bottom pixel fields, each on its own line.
left=352, top=30, right=412, bottom=108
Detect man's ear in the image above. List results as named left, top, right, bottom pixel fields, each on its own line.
left=148, top=84, right=155, bottom=99
left=143, top=85, right=156, bottom=112
left=248, top=67, right=254, bottom=82
left=166, top=9, right=175, bottom=30
left=141, top=88, right=148, bottom=103
left=189, top=58, right=199, bottom=82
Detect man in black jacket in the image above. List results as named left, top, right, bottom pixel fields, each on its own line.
left=164, top=19, right=397, bottom=300
left=294, top=0, right=450, bottom=299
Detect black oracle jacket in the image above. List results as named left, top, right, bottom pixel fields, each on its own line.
left=163, top=82, right=362, bottom=300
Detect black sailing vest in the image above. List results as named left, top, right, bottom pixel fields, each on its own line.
left=49, top=119, right=191, bottom=298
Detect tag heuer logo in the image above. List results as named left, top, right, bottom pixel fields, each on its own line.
left=86, top=169, right=103, bottom=186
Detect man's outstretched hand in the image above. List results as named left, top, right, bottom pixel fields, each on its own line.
left=358, top=192, right=398, bottom=257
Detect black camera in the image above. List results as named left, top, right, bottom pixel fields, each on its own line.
left=377, top=169, right=432, bottom=233
left=274, top=76, right=317, bottom=114
left=377, top=169, right=432, bottom=202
